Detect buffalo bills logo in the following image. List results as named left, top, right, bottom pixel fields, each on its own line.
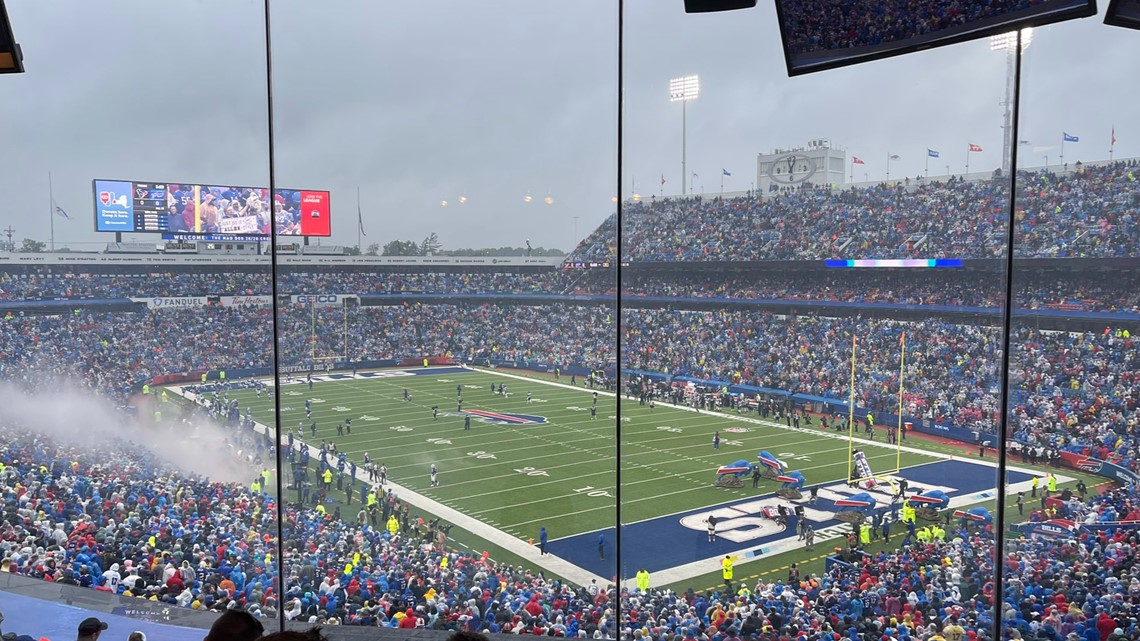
left=466, top=410, right=548, bottom=425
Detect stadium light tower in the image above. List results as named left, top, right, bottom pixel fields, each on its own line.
left=669, top=75, right=700, bottom=196
left=991, top=28, right=1033, bottom=175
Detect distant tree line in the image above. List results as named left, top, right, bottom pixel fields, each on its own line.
left=347, top=233, right=564, bottom=257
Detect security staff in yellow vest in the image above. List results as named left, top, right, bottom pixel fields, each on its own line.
left=722, top=555, right=734, bottom=592
left=322, top=468, right=333, bottom=491
left=142, top=384, right=151, bottom=396
left=636, top=569, right=650, bottom=593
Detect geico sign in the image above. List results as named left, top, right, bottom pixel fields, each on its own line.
left=292, top=295, right=340, bottom=305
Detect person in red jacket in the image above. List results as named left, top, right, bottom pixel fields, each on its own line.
left=1096, top=611, right=1117, bottom=641
left=399, top=608, right=418, bottom=629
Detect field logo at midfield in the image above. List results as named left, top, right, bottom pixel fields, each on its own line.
left=466, top=409, right=548, bottom=425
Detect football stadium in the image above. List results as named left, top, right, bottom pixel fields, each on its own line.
left=2, top=2, right=1140, bottom=641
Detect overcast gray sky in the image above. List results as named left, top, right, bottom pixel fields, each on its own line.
left=0, top=0, right=1134, bottom=252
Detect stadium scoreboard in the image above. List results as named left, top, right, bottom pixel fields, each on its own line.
left=93, top=179, right=331, bottom=237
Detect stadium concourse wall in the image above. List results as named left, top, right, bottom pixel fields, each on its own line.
left=0, top=571, right=510, bottom=641
left=621, top=368, right=1140, bottom=487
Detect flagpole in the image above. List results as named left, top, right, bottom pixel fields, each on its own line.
left=48, top=171, right=55, bottom=252
left=965, top=145, right=970, bottom=176
left=886, top=153, right=891, bottom=182
left=1060, top=135, right=1065, bottom=166
left=850, top=159, right=853, bottom=183
left=1110, top=126, right=1115, bottom=162
left=925, top=154, right=929, bottom=178
left=356, top=186, right=361, bottom=253
left=896, top=331, right=906, bottom=474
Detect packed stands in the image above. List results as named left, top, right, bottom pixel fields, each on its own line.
left=565, top=163, right=1140, bottom=263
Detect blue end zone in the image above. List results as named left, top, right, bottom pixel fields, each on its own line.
left=549, top=459, right=1027, bottom=577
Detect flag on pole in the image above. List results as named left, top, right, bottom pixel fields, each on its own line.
left=927, top=149, right=940, bottom=158
left=660, top=174, right=666, bottom=185
left=1063, top=132, right=1079, bottom=143
left=1112, top=127, right=1116, bottom=147
left=889, top=154, right=901, bottom=160
left=852, top=156, right=865, bottom=165
left=53, top=204, right=70, bottom=219
left=722, top=169, right=731, bottom=176
left=968, top=144, right=983, bottom=152
left=357, top=201, right=367, bottom=237
left=692, top=172, right=699, bottom=178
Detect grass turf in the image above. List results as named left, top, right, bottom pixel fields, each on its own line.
left=189, top=367, right=1084, bottom=587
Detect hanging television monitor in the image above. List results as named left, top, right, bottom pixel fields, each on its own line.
left=776, top=0, right=1097, bottom=76
left=0, top=0, right=24, bottom=74
left=1105, top=0, right=1140, bottom=29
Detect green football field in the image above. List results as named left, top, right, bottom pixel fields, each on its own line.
left=206, top=366, right=941, bottom=541
left=172, top=365, right=1098, bottom=590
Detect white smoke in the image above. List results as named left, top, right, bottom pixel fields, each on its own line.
left=0, top=380, right=258, bottom=486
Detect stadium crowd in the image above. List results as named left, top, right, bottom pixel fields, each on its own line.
left=0, top=269, right=578, bottom=300
left=566, top=163, right=1140, bottom=263
left=4, top=375, right=1140, bottom=640
left=0, top=303, right=615, bottom=403
left=8, top=265, right=1140, bottom=314
left=622, top=271, right=1140, bottom=314
left=0, top=410, right=624, bottom=633
left=1, top=162, right=1140, bottom=637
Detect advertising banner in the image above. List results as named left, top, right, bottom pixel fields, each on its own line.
left=289, top=294, right=357, bottom=307
left=131, top=297, right=208, bottom=309
left=1059, top=451, right=1140, bottom=485
left=221, top=296, right=272, bottom=307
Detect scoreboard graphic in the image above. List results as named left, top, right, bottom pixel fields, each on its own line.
left=93, top=179, right=331, bottom=237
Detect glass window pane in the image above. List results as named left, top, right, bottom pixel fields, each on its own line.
left=621, top=4, right=1009, bottom=637
left=1006, top=12, right=1140, bottom=641
left=0, top=1, right=277, bottom=638
left=268, top=0, right=618, bottom=630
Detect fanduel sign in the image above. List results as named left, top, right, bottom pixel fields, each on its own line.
left=132, top=297, right=208, bottom=309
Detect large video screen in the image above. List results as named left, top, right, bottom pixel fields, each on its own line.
left=92, top=180, right=332, bottom=237
left=1106, top=0, right=1140, bottom=29
left=775, top=0, right=1096, bottom=76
